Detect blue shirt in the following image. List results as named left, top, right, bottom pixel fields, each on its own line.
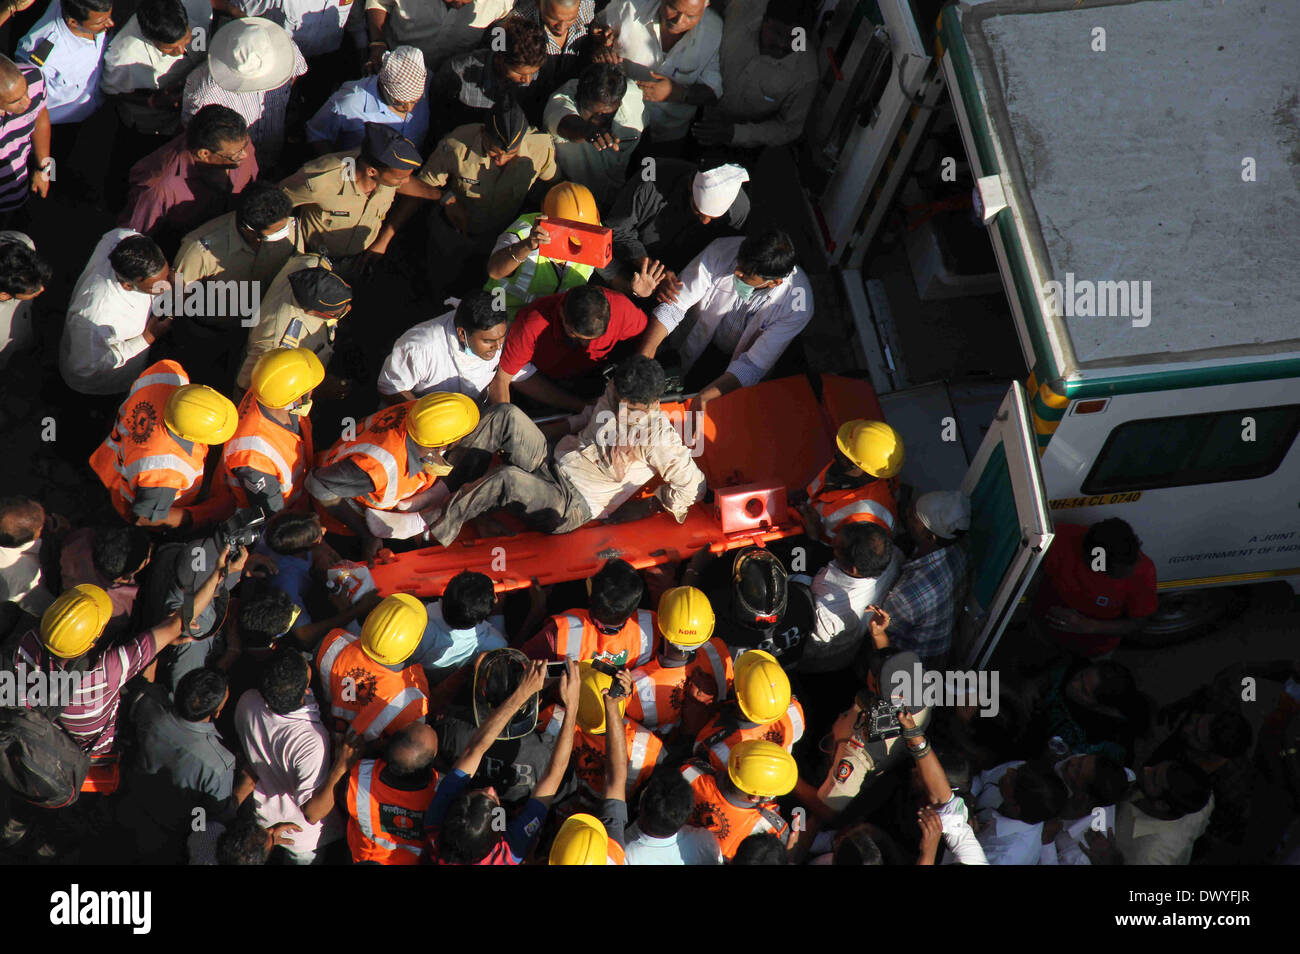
left=424, top=769, right=547, bottom=864
left=304, top=75, right=430, bottom=152
left=18, top=2, right=107, bottom=124
left=254, top=541, right=314, bottom=627
left=407, top=602, right=506, bottom=673
left=883, top=543, right=969, bottom=661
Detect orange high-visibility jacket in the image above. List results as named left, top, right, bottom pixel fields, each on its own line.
left=548, top=608, right=656, bottom=668
left=680, top=759, right=789, bottom=861
left=316, top=628, right=430, bottom=741
left=89, top=360, right=208, bottom=521
left=804, top=463, right=897, bottom=545
left=318, top=402, right=436, bottom=512
left=626, top=637, right=734, bottom=738
left=541, top=705, right=663, bottom=799
left=219, top=391, right=315, bottom=510
left=694, top=697, right=806, bottom=775
left=346, top=757, right=439, bottom=865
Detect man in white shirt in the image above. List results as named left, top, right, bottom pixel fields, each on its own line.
left=364, top=0, right=513, bottom=70
left=234, top=0, right=351, bottom=59
left=101, top=0, right=199, bottom=139
left=640, top=228, right=812, bottom=411
left=0, top=496, right=59, bottom=617
left=544, top=63, right=644, bottom=208
left=1041, top=753, right=1132, bottom=865
left=59, top=228, right=174, bottom=396
left=802, top=522, right=900, bottom=675
left=377, top=291, right=533, bottom=403
left=0, top=233, right=51, bottom=372
left=1114, top=759, right=1215, bottom=865
left=404, top=570, right=508, bottom=677
left=595, top=0, right=721, bottom=143
left=624, top=769, right=723, bottom=864
left=969, top=760, right=1069, bottom=865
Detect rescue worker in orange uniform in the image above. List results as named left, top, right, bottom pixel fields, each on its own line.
left=694, top=649, right=805, bottom=774
left=541, top=663, right=663, bottom=800
left=217, top=347, right=324, bottom=515
left=681, top=739, right=797, bottom=861
left=307, top=391, right=546, bottom=561
left=626, top=586, right=734, bottom=742
left=521, top=558, right=656, bottom=668
left=345, top=722, right=441, bottom=865
left=793, top=419, right=903, bottom=547
left=316, top=593, right=431, bottom=742
left=89, top=360, right=238, bottom=529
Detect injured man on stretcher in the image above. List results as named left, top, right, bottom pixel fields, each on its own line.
left=425, top=355, right=708, bottom=546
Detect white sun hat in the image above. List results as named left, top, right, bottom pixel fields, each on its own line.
left=209, top=17, right=297, bottom=94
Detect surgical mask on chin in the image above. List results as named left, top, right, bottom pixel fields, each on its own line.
left=263, top=222, right=294, bottom=242
left=732, top=274, right=757, bottom=301
left=288, top=398, right=312, bottom=417
left=422, top=461, right=455, bottom=476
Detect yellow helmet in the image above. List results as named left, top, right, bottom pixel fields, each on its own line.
left=733, top=649, right=790, bottom=724
left=359, top=593, right=427, bottom=667
left=657, top=586, right=715, bottom=649
left=549, top=813, right=611, bottom=865
left=576, top=661, right=625, bottom=734
left=165, top=384, right=238, bottom=445
left=250, top=347, right=326, bottom=409
left=728, top=739, right=798, bottom=799
left=407, top=392, right=480, bottom=448
left=40, top=584, right=113, bottom=659
left=835, top=419, right=904, bottom=478
left=542, top=181, right=600, bottom=225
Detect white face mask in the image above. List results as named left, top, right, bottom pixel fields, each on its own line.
left=263, top=222, right=294, bottom=242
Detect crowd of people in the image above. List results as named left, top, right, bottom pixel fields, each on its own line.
left=0, top=0, right=1296, bottom=868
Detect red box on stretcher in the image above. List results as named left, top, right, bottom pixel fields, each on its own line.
left=537, top=218, right=613, bottom=267
left=714, top=484, right=788, bottom=534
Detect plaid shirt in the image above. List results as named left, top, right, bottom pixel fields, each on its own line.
left=511, top=0, right=595, bottom=55
left=883, top=544, right=968, bottom=661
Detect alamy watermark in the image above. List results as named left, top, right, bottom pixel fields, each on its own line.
left=592, top=408, right=707, bottom=458
left=1042, top=272, right=1151, bottom=328
left=889, top=662, right=1001, bottom=717
left=151, top=274, right=262, bottom=327
left=0, top=663, right=83, bottom=707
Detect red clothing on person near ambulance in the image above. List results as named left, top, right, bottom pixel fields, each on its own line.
left=1035, top=522, right=1158, bottom=655
left=497, top=288, right=647, bottom=380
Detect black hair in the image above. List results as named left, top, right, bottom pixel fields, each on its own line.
left=496, top=17, right=548, bottom=70
left=731, top=832, right=788, bottom=865
left=454, top=291, right=507, bottom=334
left=175, top=666, right=228, bottom=721
left=763, top=0, right=811, bottom=29
left=264, top=510, right=321, bottom=556
left=1011, top=762, right=1069, bottom=824
left=216, top=819, right=271, bottom=865
left=438, top=789, right=501, bottom=863
left=0, top=496, right=42, bottom=547
left=478, top=650, right=524, bottom=707
left=0, top=240, right=51, bottom=298
left=1087, top=755, right=1130, bottom=808
left=837, top=521, right=893, bottom=577
left=1207, top=711, right=1252, bottom=759
left=236, top=181, right=294, bottom=233
left=736, top=227, right=797, bottom=281
left=1084, top=518, right=1142, bottom=570
left=612, top=355, right=665, bottom=406
left=63, top=0, right=112, bottom=24
left=90, top=525, right=152, bottom=580
left=137, top=0, right=188, bottom=45
left=384, top=723, right=438, bottom=778
left=238, top=586, right=298, bottom=649
left=259, top=647, right=310, bottom=715
left=186, top=104, right=248, bottom=155
left=1160, top=760, right=1212, bottom=816
left=638, top=768, right=694, bottom=838
left=442, top=570, right=495, bottom=630
left=833, top=827, right=883, bottom=865
left=588, top=558, right=643, bottom=626
left=562, top=285, right=610, bottom=338
left=1086, top=660, right=1151, bottom=731
left=109, top=233, right=167, bottom=284
left=576, top=63, right=626, bottom=110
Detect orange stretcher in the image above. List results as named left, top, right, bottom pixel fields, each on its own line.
left=369, top=374, right=884, bottom=598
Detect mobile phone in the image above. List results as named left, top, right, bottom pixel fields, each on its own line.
left=545, top=660, right=569, bottom=678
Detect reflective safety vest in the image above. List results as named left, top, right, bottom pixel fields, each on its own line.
left=484, top=213, right=595, bottom=319
left=346, top=758, right=439, bottom=865
left=549, top=608, right=656, bottom=668
left=319, top=402, right=436, bottom=511
left=804, top=463, right=897, bottom=545
left=540, top=705, right=663, bottom=798
left=316, top=628, right=430, bottom=741
left=626, top=637, right=734, bottom=738
left=694, top=697, right=806, bottom=775
left=89, top=360, right=208, bottom=521
left=680, top=759, right=789, bottom=861
left=219, top=391, right=315, bottom=510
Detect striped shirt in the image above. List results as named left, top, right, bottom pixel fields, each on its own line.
left=511, top=0, right=595, bottom=56
left=0, top=67, right=46, bottom=213
left=17, top=628, right=159, bottom=755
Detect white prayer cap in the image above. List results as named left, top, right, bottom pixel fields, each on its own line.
left=692, top=164, right=750, bottom=218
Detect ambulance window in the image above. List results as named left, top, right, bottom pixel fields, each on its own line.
left=1082, top=405, right=1300, bottom=493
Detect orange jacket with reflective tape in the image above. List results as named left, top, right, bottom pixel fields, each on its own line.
left=540, top=608, right=657, bottom=668
left=89, top=360, right=208, bottom=521
left=319, top=402, right=436, bottom=511
left=316, top=628, right=430, bottom=741
left=219, top=391, right=315, bottom=510
left=540, top=704, right=663, bottom=798
left=625, top=637, right=734, bottom=738
left=693, top=697, right=806, bottom=775
left=346, top=757, right=439, bottom=865
left=805, top=464, right=897, bottom=545
left=680, top=759, right=789, bottom=860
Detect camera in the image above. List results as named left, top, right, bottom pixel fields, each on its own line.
left=854, top=689, right=904, bottom=743
left=215, top=507, right=267, bottom=552
left=590, top=657, right=628, bottom=698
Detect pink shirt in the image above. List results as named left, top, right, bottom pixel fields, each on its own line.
left=58, top=528, right=139, bottom=643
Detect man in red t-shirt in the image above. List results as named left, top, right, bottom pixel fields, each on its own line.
left=488, top=286, right=648, bottom=412
left=1035, top=519, right=1158, bottom=656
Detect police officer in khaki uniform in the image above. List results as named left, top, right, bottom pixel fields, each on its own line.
left=236, top=255, right=353, bottom=393
left=279, top=122, right=422, bottom=266
left=174, top=183, right=303, bottom=288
